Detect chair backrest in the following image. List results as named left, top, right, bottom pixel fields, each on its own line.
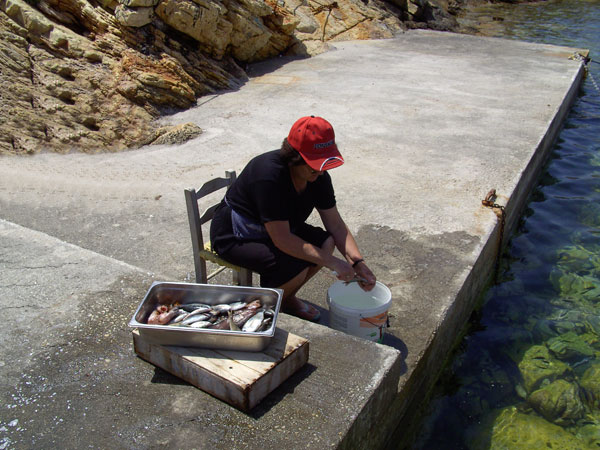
left=184, top=170, right=236, bottom=283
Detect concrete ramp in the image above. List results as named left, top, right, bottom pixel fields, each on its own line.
left=0, top=30, right=586, bottom=448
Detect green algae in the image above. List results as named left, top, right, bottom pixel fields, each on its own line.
left=576, top=412, right=600, bottom=448
left=556, top=245, right=600, bottom=273
left=549, top=270, right=600, bottom=304
left=527, top=379, right=585, bottom=425
left=458, top=243, right=600, bottom=447
left=469, top=406, right=589, bottom=450
left=547, top=331, right=598, bottom=361
left=578, top=203, right=600, bottom=229
left=580, top=364, right=600, bottom=409
left=518, top=345, right=573, bottom=393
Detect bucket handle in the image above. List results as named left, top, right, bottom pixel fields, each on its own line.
left=359, top=315, right=391, bottom=342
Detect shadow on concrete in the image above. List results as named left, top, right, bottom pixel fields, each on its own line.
left=381, top=333, right=409, bottom=375
left=246, top=54, right=309, bottom=79
left=150, top=365, right=191, bottom=386
left=249, top=362, right=318, bottom=418
left=316, top=305, right=408, bottom=375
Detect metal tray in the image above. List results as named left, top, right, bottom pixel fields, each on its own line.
left=129, top=281, right=283, bottom=351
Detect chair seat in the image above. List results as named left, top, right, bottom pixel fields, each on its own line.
left=201, top=242, right=244, bottom=272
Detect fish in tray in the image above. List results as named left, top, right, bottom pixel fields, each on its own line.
left=146, top=298, right=273, bottom=332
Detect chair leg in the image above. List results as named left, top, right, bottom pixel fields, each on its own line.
left=234, top=268, right=252, bottom=286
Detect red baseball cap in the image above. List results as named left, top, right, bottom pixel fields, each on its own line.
left=287, top=116, right=344, bottom=171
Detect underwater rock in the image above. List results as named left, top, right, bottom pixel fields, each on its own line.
left=518, top=345, right=572, bottom=393
left=547, top=331, right=597, bottom=362
left=576, top=413, right=600, bottom=448
left=549, top=269, right=600, bottom=304
left=527, top=379, right=585, bottom=425
left=468, top=406, right=588, bottom=450
left=578, top=203, right=600, bottom=229
left=531, top=320, right=557, bottom=343
left=580, top=364, right=600, bottom=409
left=555, top=245, right=600, bottom=275
left=585, top=314, right=600, bottom=335
left=532, top=316, right=585, bottom=342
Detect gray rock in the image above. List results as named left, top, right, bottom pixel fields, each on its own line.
left=119, top=0, right=158, bottom=7
left=114, top=5, right=153, bottom=27
left=151, top=123, right=203, bottom=146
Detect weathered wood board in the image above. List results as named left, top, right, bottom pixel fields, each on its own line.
left=132, top=328, right=309, bottom=411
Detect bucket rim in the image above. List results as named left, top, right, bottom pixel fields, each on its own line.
left=327, top=280, right=392, bottom=315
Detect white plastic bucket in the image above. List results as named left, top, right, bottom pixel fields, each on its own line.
left=327, top=281, right=392, bottom=343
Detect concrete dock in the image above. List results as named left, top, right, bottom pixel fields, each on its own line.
left=0, top=30, right=587, bottom=449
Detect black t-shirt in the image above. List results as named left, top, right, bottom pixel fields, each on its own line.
left=227, top=150, right=336, bottom=227
left=211, top=150, right=336, bottom=252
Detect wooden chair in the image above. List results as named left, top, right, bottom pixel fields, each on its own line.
left=184, top=170, right=253, bottom=286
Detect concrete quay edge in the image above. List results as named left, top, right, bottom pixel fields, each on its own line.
left=381, top=49, right=589, bottom=449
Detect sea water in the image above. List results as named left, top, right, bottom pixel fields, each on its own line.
left=411, top=1, right=600, bottom=448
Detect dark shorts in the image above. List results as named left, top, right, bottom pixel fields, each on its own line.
left=215, top=220, right=330, bottom=288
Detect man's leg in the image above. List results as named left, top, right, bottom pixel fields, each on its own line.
left=278, top=235, right=335, bottom=321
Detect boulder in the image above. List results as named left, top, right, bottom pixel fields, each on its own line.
left=114, top=5, right=154, bottom=27
left=469, top=406, right=588, bottom=450
left=116, top=50, right=200, bottom=110
left=517, top=345, right=572, bottom=394
left=150, top=122, right=203, bottom=145
left=576, top=415, right=600, bottom=449
left=549, top=268, right=600, bottom=304
left=547, top=331, right=597, bottom=362
left=154, top=0, right=232, bottom=59
left=120, top=0, right=159, bottom=7
left=580, top=364, right=600, bottom=409
left=527, top=379, right=585, bottom=425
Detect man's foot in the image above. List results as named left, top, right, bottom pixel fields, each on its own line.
left=281, top=296, right=321, bottom=322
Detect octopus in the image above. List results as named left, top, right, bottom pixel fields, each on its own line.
left=147, top=304, right=179, bottom=325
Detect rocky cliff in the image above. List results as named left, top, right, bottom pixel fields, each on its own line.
left=0, top=0, right=462, bottom=154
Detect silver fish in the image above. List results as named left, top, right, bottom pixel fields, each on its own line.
left=229, top=301, right=247, bottom=311
left=212, top=304, right=231, bottom=313
left=168, top=310, right=188, bottom=324
left=242, top=311, right=265, bottom=332
left=189, top=321, right=212, bottom=328
left=180, top=303, right=211, bottom=312
left=186, top=307, right=212, bottom=318
left=182, top=314, right=211, bottom=325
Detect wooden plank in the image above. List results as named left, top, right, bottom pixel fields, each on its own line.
left=248, top=336, right=309, bottom=409
left=132, top=328, right=309, bottom=411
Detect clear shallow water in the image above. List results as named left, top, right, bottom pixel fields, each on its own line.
left=412, top=1, right=600, bottom=448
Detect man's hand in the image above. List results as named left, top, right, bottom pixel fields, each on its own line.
left=331, top=258, right=355, bottom=282
left=354, top=262, right=376, bottom=291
